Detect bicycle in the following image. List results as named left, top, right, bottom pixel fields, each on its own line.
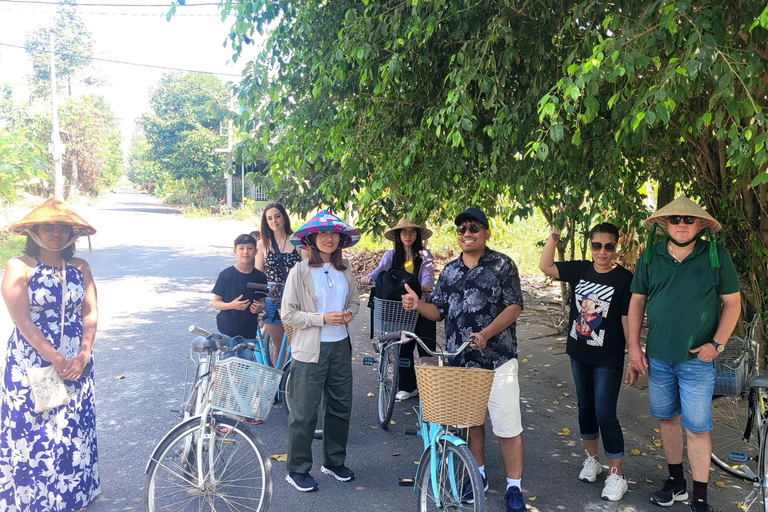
left=369, top=291, right=421, bottom=428
left=383, top=330, right=492, bottom=511
left=708, top=314, right=766, bottom=510
left=144, top=325, right=283, bottom=512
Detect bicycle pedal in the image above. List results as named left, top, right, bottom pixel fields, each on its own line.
left=728, top=451, right=749, bottom=463
left=398, top=478, right=414, bottom=487
left=404, top=429, right=418, bottom=436
left=362, top=357, right=376, bottom=366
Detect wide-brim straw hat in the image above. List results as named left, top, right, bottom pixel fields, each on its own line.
left=384, top=215, right=433, bottom=241
left=7, top=198, right=96, bottom=237
left=290, top=210, right=360, bottom=250
left=644, top=196, right=721, bottom=234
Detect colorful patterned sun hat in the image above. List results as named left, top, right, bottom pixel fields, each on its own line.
left=290, top=210, right=360, bottom=250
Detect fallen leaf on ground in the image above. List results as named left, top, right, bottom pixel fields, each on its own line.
left=115, top=375, right=125, bottom=380
left=556, top=383, right=563, bottom=387
left=522, top=340, right=529, bottom=343
left=714, top=481, right=726, bottom=488
left=546, top=347, right=553, bottom=351
left=392, top=452, right=401, bottom=456
left=738, top=501, right=747, bottom=510
left=657, top=465, right=663, bottom=470
left=557, top=427, right=571, bottom=436
left=653, top=439, right=662, bottom=447
left=528, top=496, right=536, bottom=501
left=270, top=454, right=287, bottom=462
left=645, top=478, right=653, bottom=483
left=553, top=400, right=560, bottom=404
left=630, top=449, right=641, bottom=455
left=654, top=428, right=660, bottom=433
left=404, top=411, right=413, bottom=415
left=522, top=358, right=529, bottom=363
left=367, top=392, right=374, bottom=397
left=390, top=420, right=396, bottom=425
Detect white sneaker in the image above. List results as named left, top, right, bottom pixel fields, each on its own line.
left=601, top=468, right=628, bottom=501
left=579, top=450, right=602, bottom=482
left=395, top=389, right=418, bottom=400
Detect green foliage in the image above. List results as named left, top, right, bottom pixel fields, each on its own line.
left=0, top=234, right=25, bottom=268
left=138, top=73, right=230, bottom=205
left=24, top=0, right=96, bottom=99
left=60, top=95, right=123, bottom=195
left=0, top=129, right=49, bottom=204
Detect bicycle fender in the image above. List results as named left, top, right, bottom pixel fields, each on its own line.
left=437, top=433, right=467, bottom=447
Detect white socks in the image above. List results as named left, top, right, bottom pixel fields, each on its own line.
left=507, top=478, right=521, bottom=491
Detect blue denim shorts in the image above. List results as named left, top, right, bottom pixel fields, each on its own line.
left=263, top=297, right=281, bottom=325
left=648, top=357, right=716, bottom=433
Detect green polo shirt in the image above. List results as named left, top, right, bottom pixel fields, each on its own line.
left=631, top=240, right=740, bottom=363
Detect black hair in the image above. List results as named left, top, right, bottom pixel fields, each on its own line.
left=392, top=229, right=424, bottom=272
left=589, top=222, right=620, bottom=243
left=249, top=230, right=260, bottom=239
left=260, top=203, right=293, bottom=253
left=23, top=226, right=76, bottom=260
left=234, top=234, right=257, bottom=247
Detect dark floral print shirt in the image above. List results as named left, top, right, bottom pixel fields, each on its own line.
left=429, top=248, right=523, bottom=369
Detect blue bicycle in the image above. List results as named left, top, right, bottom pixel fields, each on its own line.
left=383, top=331, right=493, bottom=512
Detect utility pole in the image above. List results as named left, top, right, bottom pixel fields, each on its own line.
left=50, top=32, right=64, bottom=200
left=226, top=95, right=233, bottom=209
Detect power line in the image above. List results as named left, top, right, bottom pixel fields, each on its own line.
left=0, top=6, right=224, bottom=15
left=0, top=0, right=221, bottom=7
left=0, top=41, right=244, bottom=77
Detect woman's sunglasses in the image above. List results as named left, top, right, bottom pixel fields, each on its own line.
left=456, top=223, right=484, bottom=236
left=590, top=242, right=616, bottom=252
left=41, top=224, right=72, bottom=235
left=666, top=216, right=697, bottom=225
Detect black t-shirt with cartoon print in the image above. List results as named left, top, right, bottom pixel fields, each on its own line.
left=554, top=260, right=633, bottom=368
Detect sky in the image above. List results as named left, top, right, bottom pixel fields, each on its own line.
left=0, top=0, right=260, bottom=153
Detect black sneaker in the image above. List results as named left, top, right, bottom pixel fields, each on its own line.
left=321, top=464, right=355, bottom=482
left=689, top=500, right=714, bottom=512
left=650, top=478, right=688, bottom=507
left=461, top=475, right=489, bottom=504
left=286, top=472, right=319, bottom=492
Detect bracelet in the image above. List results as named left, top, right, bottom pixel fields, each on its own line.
left=551, top=233, right=561, bottom=242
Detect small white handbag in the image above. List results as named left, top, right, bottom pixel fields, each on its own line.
left=23, top=262, right=70, bottom=413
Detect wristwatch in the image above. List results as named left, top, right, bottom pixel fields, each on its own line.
left=709, top=340, right=725, bottom=353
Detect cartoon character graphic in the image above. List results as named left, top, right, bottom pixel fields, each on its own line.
left=575, top=292, right=603, bottom=339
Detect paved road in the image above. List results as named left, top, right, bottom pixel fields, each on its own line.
left=0, top=190, right=749, bottom=511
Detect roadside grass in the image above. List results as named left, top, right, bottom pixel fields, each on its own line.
left=0, top=234, right=25, bottom=268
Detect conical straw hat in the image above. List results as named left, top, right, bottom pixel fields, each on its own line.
left=7, top=198, right=96, bottom=237
left=384, top=215, right=433, bottom=241
left=644, top=196, right=721, bottom=233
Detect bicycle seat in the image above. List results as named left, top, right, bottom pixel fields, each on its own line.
left=190, top=336, right=219, bottom=353
left=749, top=371, right=768, bottom=389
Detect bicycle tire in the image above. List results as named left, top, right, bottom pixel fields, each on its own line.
left=378, top=342, right=399, bottom=428
left=145, top=415, right=271, bottom=512
left=280, top=362, right=291, bottom=411
left=416, top=442, right=485, bottom=512
left=759, top=420, right=768, bottom=512
left=710, top=390, right=760, bottom=481
left=261, top=326, right=274, bottom=368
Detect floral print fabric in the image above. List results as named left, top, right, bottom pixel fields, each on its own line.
left=429, top=248, right=524, bottom=370
left=0, top=261, right=100, bottom=511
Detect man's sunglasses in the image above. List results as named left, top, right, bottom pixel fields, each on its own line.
left=590, top=242, right=616, bottom=252
left=456, top=223, right=484, bottom=236
left=41, top=224, right=72, bottom=235
left=666, top=216, right=697, bottom=225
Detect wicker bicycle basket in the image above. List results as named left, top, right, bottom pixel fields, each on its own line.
left=210, top=357, right=283, bottom=421
left=277, top=310, right=294, bottom=344
left=373, top=297, right=419, bottom=333
left=415, top=365, right=494, bottom=426
left=713, top=335, right=750, bottom=396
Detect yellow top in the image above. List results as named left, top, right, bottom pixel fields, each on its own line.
left=404, top=260, right=414, bottom=274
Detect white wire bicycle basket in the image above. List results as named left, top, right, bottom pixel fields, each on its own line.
left=373, top=297, right=419, bottom=334
left=713, top=335, right=751, bottom=397
left=210, top=357, right=283, bottom=420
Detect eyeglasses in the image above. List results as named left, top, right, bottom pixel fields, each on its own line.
left=400, top=229, right=418, bottom=237
left=41, top=224, right=72, bottom=235
left=590, top=242, right=616, bottom=252
left=456, top=223, right=483, bottom=236
left=667, top=216, right=698, bottom=225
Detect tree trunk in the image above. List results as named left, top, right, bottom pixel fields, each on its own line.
left=657, top=178, right=675, bottom=209
left=69, top=159, right=78, bottom=199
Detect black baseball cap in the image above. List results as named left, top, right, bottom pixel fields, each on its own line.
left=454, top=208, right=489, bottom=229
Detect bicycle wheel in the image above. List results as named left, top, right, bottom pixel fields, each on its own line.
left=378, top=342, right=399, bottom=428
left=145, top=415, right=271, bottom=512
left=710, top=390, right=760, bottom=481
left=280, top=362, right=292, bottom=411
left=416, top=442, right=485, bottom=512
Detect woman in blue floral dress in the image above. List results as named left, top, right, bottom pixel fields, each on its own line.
left=0, top=198, right=100, bottom=512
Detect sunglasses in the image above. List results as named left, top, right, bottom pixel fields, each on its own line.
left=590, top=242, right=616, bottom=252
left=667, top=216, right=698, bottom=225
left=41, top=224, right=72, bottom=235
left=456, top=223, right=484, bottom=236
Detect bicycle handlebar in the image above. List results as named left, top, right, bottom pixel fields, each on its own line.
left=189, top=325, right=212, bottom=337
left=188, top=325, right=255, bottom=354
left=383, top=330, right=474, bottom=359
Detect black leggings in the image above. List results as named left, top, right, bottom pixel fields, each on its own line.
left=398, top=315, right=437, bottom=393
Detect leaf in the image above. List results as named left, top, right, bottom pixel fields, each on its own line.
left=537, top=142, right=549, bottom=161
left=715, top=481, right=726, bottom=488
left=645, top=478, right=653, bottom=483
left=522, top=358, right=529, bottom=363
left=556, top=383, right=563, bottom=387
left=630, top=448, right=641, bottom=455
left=550, top=124, right=564, bottom=142
left=115, top=375, right=125, bottom=380
left=270, top=454, right=287, bottom=462
left=528, top=496, right=536, bottom=501
left=461, top=118, right=474, bottom=132
left=632, top=112, right=646, bottom=132
left=557, top=427, right=571, bottom=436
left=653, top=439, right=662, bottom=447
left=392, top=452, right=401, bottom=456
left=390, top=420, right=396, bottom=425
left=367, top=392, right=374, bottom=397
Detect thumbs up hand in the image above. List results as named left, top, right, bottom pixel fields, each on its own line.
left=401, top=283, right=420, bottom=311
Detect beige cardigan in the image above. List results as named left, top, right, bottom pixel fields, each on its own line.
left=281, top=259, right=361, bottom=363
